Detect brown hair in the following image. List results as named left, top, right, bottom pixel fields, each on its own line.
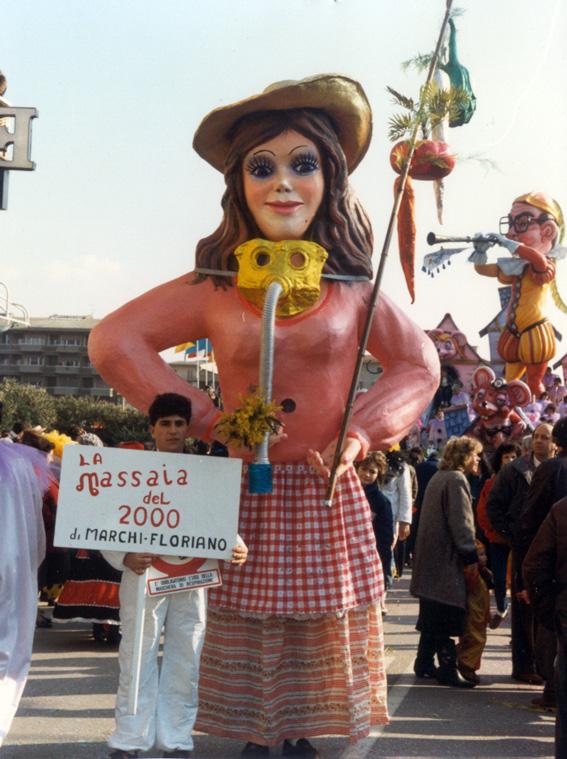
left=195, top=108, right=373, bottom=287
left=357, top=450, right=388, bottom=482
left=20, top=430, right=55, bottom=454
left=439, top=436, right=482, bottom=472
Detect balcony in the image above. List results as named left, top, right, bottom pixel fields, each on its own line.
left=0, top=363, right=44, bottom=372
left=51, top=386, right=81, bottom=396
left=15, top=343, right=45, bottom=352
left=54, top=365, right=80, bottom=374
left=47, top=343, right=86, bottom=352
left=88, top=387, right=112, bottom=397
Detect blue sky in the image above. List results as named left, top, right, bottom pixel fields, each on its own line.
left=2, top=0, right=567, bottom=363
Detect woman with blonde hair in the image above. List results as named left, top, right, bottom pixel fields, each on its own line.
left=410, top=436, right=482, bottom=688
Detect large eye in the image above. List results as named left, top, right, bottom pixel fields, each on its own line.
left=291, top=151, right=320, bottom=175
left=245, top=155, right=274, bottom=178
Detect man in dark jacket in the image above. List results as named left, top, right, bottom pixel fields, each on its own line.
left=523, top=496, right=567, bottom=758
left=487, top=423, right=555, bottom=684
left=520, top=418, right=567, bottom=707
left=410, top=450, right=439, bottom=560
left=523, top=418, right=567, bottom=538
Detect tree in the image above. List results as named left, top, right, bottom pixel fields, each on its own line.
left=54, top=395, right=150, bottom=446
left=0, top=378, right=56, bottom=430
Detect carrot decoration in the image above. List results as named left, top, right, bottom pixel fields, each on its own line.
left=395, top=175, right=416, bottom=302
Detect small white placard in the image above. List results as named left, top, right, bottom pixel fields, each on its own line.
left=147, top=556, right=222, bottom=596
left=54, top=446, right=242, bottom=559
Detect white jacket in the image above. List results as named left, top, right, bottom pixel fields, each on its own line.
left=381, top=464, right=412, bottom=525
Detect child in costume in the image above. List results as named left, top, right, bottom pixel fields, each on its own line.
left=457, top=540, right=494, bottom=685
left=89, top=74, right=439, bottom=755
left=356, top=451, right=394, bottom=610
left=102, top=394, right=247, bottom=759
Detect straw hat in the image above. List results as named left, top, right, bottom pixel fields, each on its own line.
left=193, top=73, right=372, bottom=174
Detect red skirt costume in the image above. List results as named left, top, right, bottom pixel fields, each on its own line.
left=53, top=549, right=121, bottom=625
left=195, top=464, right=389, bottom=745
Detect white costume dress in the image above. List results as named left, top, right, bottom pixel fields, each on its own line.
left=0, top=445, right=46, bottom=746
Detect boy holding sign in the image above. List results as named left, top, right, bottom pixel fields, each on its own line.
left=103, top=394, right=247, bottom=759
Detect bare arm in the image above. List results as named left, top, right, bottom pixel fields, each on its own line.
left=89, top=274, right=220, bottom=440
left=349, top=292, right=440, bottom=450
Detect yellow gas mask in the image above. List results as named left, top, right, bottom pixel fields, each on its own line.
left=234, top=239, right=328, bottom=318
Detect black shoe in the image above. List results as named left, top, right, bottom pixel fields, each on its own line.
left=531, top=694, right=557, bottom=710
left=436, top=667, right=475, bottom=688
left=105, top=625, right=122, bottom=646
left=512, top=672, right=544, bottom=685
left=108, top=751, right=139, bottom=759
left=162, top=751, right=192, bottom=758
left=282, top=739, right=320, bottom=758
left=36, top=613, right=52, bottom=628
left=489, top=605, right=509, bottom=629
left=241, top=744, right=269, bottom=756
left=93, top=623, right=107, bottom=642
left=457, top=664, right=480, bottom=685
left=414, top=659, right=438, bottom=679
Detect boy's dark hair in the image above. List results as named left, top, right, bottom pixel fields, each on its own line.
left=553, top=417, right=567, bottom=449
left=148, top=393, right=192, bottom=425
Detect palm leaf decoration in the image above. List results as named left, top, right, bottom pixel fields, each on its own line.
left=386, top=86, right=415, bottom=111
left=387, top=81, right=471, bottom=141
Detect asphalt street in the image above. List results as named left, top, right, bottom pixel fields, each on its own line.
left=3, top=576, right=555, bottom=758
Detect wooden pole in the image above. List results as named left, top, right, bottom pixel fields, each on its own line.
left=325, top=0, right=454, bottom=506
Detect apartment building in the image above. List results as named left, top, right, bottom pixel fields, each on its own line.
left=0, top=314, right=112, bottom=398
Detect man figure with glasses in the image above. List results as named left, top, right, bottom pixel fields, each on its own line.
left=473, top=191, right=565, bottom=396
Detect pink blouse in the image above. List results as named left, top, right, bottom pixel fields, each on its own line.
left=89, top=275, right=440, bottom=461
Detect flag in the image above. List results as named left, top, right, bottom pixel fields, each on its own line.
left=174, top=338, right=212, bottom=359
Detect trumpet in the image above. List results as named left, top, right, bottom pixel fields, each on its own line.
left=426, top=232, right=495, bottom=246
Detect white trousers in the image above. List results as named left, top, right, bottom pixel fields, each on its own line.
left=108, top=570, right=206, bottom=752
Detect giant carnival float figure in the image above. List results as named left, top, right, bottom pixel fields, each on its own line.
left=89, top=75, right=439, bottom=755
left=471, top=192, right=567, bottom=397
left=428, top=329, right=467, bottom=410
left=466, top=365, right=530, bottom=452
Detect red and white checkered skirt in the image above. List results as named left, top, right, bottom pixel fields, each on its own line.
left=209, top=463, right=384, bottom=617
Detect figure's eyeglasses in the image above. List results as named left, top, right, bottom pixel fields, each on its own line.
left=499, top=212, right=552, bottom=235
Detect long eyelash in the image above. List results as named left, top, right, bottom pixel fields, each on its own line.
left=291, top=151, right=320, bottom=172
left=245, top=156, right=273, bottom=174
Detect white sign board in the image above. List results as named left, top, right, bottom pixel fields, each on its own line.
left=54, top=446, right=242, bottom=559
